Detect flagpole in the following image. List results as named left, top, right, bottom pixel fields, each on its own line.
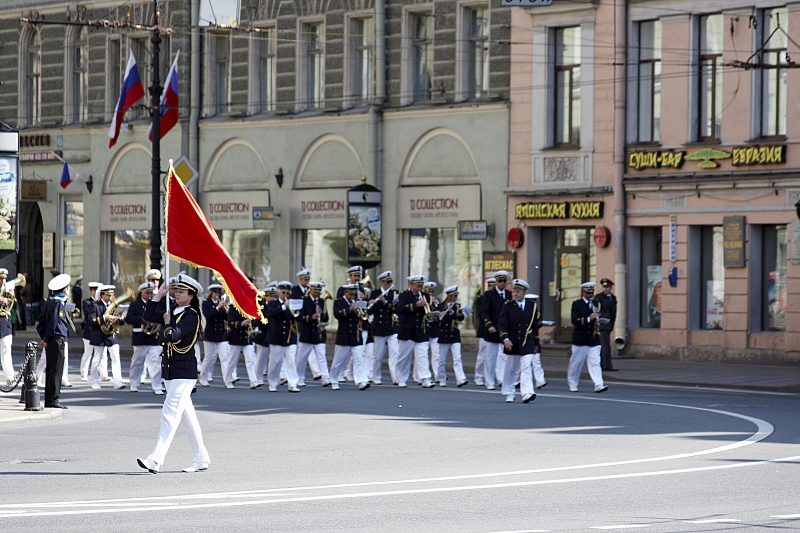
left=149, top=0, right=164, bottom=274
left=166, top=252, right=170, bottom=316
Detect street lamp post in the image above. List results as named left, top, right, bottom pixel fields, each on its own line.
left=149, top=0, right=163, bottom=273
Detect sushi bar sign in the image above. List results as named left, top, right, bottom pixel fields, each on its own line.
left=628, top=144, right=787, bottom=171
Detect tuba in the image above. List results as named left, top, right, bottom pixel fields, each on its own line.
left=100, top=293, right=133, bottom=336
left=0, top=275, right=25, bottom=318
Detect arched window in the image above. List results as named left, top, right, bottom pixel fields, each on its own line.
left=66, top=26, right=88, bottom=123
left=19, top=27, right=41, bottom=127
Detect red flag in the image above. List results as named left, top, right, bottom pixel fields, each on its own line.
left=165, top=163, right=265, bottom=321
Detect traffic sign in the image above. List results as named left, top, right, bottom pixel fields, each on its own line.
left=172, top=155, right=197, bottom=187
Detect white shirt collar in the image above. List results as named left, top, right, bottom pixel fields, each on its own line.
left=173, top=305, right=188, bottom=315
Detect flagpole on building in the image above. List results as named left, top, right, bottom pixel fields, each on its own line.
left=149, top=0, right=164, bottom=274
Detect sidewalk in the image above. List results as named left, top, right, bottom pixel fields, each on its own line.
left=2, top=329, right=798, bottom=428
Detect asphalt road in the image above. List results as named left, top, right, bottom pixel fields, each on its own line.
left=1, top=369, right=799, bottom=532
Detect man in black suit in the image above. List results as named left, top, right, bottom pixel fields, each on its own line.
left=594, top=278, right=618, bottom=371
left=329, top=283, right=369, bottom=390
left=266, top=281, right=299, bottom=392
left=296, top=281, right=330, bottom=386
left=499, top=279, right=540, bottom=404
left=395, top=275, right=435, bottom=388
left=37, top=274, right=73, bottom=408
left=481, top=270, right=511, bottom=390
left=368, top=271, right=398, bottom=385
left=567, top=282, right=607, bottom=393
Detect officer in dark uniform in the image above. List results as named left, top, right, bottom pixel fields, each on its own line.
left=37, top=274, right=72, bottom=408
left=329, top=283, right=369, bottom=390
left=436, top=285, right=468, bottom=387
left=88, top=285, right=126, bottom=391
left=395, top=275, right=434, bottom=388
left=472, top=278, right=495, bottom=386
left=225, top=299, right=259, bottom=389
left=266, top=281, right=299, bottom=392
left=253, top=284, right=275, bottom=385
left=422, top=281, right=440, bottom=384
left=291, top=269, right=311, bottom=300
left=79, top=281, right=103, bottom=381
left=567, top=282, right=607, bottom=393
left=198, top=284, right=228, bottom=386
left=368, top=270, right=398, bottom=385
left=127, top=282, right=164, bottom=394
left=593, top=278, right=618, bottom=371
left=71, top=276, right=83, bottom=316
left=499, top=279, right=540, bottom=404
left=296, top=281, right=330, bottom=386
left=336, top=265, right=364, bottom=299
left=482, top=270, right=511, bottom=390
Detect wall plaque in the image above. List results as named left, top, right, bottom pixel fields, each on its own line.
left=722, top=216, right=745, bottom=268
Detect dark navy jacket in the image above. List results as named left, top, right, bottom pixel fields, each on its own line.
left=126, top=296, right=158, bottom=346
left=161, top=305, right=201, bottom=380
left=369, top=287, right=398, bottom=337
left=88, top=299, right=121, bottom=347
left=499, top=299, right=541, bottom=355
left=252, top=299, right=270, bottom=347
left=81, top=297, right=95, bottom=340
left=265, top=299, right=297, bottom=347
left=202, top=298, right=228, bottom=343
left=437, top=303, right=464, bottom=345
left=482, top=288, right=511, bottom=343
left=334, top=297, right=362, bottom=346
left=227, top=306, right=253, bottom=346
left=0, top=315, right=10, bottom=338
left=396, top=290, right=431, bottom=343
left=298, top=294, right=328, bottom=345
left=571, top=298, right=601, bottom=347
left=473, top=294, right=485, bottom=339
left=37, top=293, right=71, bottom=343
left=290, top=284, right=309, bottom=300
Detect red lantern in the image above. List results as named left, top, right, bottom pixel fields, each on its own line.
left=508, top=228, right=524, bottom=249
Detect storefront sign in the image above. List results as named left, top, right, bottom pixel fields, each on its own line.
left=731, top=145, right=786, bottom=166
left=42, top=232, right=54, bottom=269
left=21, top=179, right=47, bottom=201
left=101, top=194, right=151, bottom=231
left=347, top=183, right=382, bottom=267
left=629, top=145, right=786, bottom=170
left=0, top=157, right=18, bottom=251
left=514, top=201, right=603, bottom=220
left=291, top=189, right=347, bottom=229
left=722, top=216, right=745, bottom=268
left=19, top=150, right=62, bottom=163
left=483, top=252, right=514, bottom=285
left=252, top=206, right=274, bottom=229
left=21, top=134, right=51, bottom=148
left=458, top=220, right=488, bottom=240
left=507, top=228, right=523, bottom=249
left=669, top=214, right=677, bottom=263
left=628, top=150, right=686, bottom=171
left=201, top=190, right=271, bottom=230
left=397, top=185, right=481, bottom=229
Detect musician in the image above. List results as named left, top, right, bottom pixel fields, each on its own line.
left=87, top=285, right=127, bottom=391
left=329, top=283, right=369, bottom=390
left=367, top=271, right=398, bottom=385
left=226, top=297, right=260, bottom=389
left=137, top=273, right=210, bottom=474
left=0, top=269, right=13, bottom=384
left=593, top=278, right=618, bottom=371
left=472, top=277, right=495, bottom=387
left=36, top=274, right=73, bottom=409
left=79, top=282, right=106, bottom=381
left=296, top=281, right=330, bottom=386
left=499, top=279, right=540, bottom=403
left=71, top=276, right=82, bottom=316
left=435, top=285, right=468, bottom=388
left=335, top=265, right=365, bottom=382
left=127, top=282, right=164, bottom=394
left=566, top=282, right=608, bottom=393
left=482, top=270, right=511, bottom=390
left=422, top=281, right=439, bottom=384
left=265, top=281, right=300, bottom=392
left=145, top=268, right=162, bottom=290
left=395, top=275, right=435, bottom=389
left=254, top=283, right=276, bottom=383
left=198, top=284, right=229, bottom=387
left=291, top=269, right=311, bottom=299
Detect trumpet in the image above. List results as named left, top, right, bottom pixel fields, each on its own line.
left=421, top=293, right=439, bottom=321
left=0, top=274, right=25, bottom=318
left=220, top=293, right=231, bottom=312
left=100, top=293, right=133, bottom=336
left=360, top=274, right=375, bottom=293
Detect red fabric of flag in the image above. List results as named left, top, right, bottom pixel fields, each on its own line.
left=165, top=164, right=265, bottom=321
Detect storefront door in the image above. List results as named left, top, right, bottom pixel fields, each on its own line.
left=553, top=228, right=595, bottom=343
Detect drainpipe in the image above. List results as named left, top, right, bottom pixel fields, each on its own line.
left=613, top=0, right=628, bottom=351
left=369, top=0, right=385, bottom=188
left=189, top=0, right=200, bottom=175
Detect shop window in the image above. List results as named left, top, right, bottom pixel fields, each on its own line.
left=700, top=226, right=724, bottom=330
left=761, top=225, right=787, bottom=331
left=697, top=14, right=723, bottom=142
left=301, top=229, right=348, bottom=320
left=636, top=20, right=661, bottom=144
left=62, top=201, right=84, bottom=291
left=640, top=226, right=663, bottom=328
left=348, top=17, right=374, bottom=107
left=554, top=26, right=581, bottom=147
left=219, top=230, right=272, bottom=288
left=111, top=230, right=150, bottom=297
left=409, top=228, right=482, bottom=328
left=760, top=7, right=788, bottom=138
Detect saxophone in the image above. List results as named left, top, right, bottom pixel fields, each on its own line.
left=100, top=293, right=133, bottom=336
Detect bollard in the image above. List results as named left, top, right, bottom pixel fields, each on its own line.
left=23, top=341, right=41, bottom=411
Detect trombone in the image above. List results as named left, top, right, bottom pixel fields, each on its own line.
left=421, top=292, right=439, bottom=322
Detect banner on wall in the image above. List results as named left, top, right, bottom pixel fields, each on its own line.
left=705, top=280, right=725, bottom=330
left=0, top=157, right=18, bottom=252
left=767, top=270, right=787, bottom=331
left=646, top=265, right=662, bottom=325
left=347, top=185, right=382, bottom=268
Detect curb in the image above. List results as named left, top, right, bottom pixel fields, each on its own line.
left=0, top=407, right=64, bottom=427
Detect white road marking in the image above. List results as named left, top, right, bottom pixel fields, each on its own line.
left=684, top=519, right=741, bottom=523
left=590, top=525, right=650, bottom=530
left=488, top=530, right=549, bottom=533
left=771, top=514, right=800, bottom=519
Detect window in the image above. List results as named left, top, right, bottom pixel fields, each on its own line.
left=63, top=200, right=84, bottom=284
left=762, top=225, right=787, bottom=331
left=71, top=27, right=88, bottom=123
left=700, top=226, right=724, bottom=330
left=640, top=227, right=663, bottom=328
left=22, top=29, right=41, bottom=126
left=467, top=7, right=490, bottom=99
left=554, top=26, right=581, bottom=147
left=130, top=37, right=150, bottom=119
left=107, top=39, right=121, bottom=118
left=302, top=23, right=325, bottom=109
left=215, top=34, right=230, bottom=114
left=409, top=228, right=482, bottom=328
left=350, top=17, right=374, bottom=106
left=111, top=230, right=151, bottom=297
left=219, top=230, right=272, bottom=287
left=257, top=29, right=275, bottom=113
left=761, top=7, right=788, bottom=138
left=698, top=14, right=723, bottom=141
left=413, top=13, right=434, bottom=102
left=302, top=229, right=348, bottom=302
left=637, top=20, right=661, bottom=143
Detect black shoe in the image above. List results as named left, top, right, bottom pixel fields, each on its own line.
left=45, top=402, right=68, bottom=409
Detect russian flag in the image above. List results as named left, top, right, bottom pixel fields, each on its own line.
left=108, top=50, right=146, bottom=148
left=54, top=153, right=79, bottom=189
left=149, top=50, right=180, bottom=142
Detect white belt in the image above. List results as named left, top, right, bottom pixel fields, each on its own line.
left=132, top=328, right=143, bottom=332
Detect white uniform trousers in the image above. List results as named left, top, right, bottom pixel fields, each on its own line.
left=90, top=344, right=123, bottom=386
left=194, top=342, right=203, bottom=371
left=532, top=353, right=546, bottom=387
left=81, top=339, right=108, bottom=379
left=146, top=379, right=210, bottom=467
left=364, top=341, right=373, bottom=379
left=495, top=345, right=506, bottom=385
left=255, top=344, right=269, bottom=383
left=37, top=341, right=70, bottom=384
left=437, top=343, right=467, bottom=385
left=429, top=337, right=441, bottom=381
left=370, top=334, right=397, bottom=382
left=0, top=334, right=13, bottom=382
left=474, top=338, right=488, bottom=383
left=130, top=345, right=164, bottom=392
left=267, top=345, right=299, bottom=389
left=330, top=344, right=367, bottom=386
left=225, top=344, right=258, bottom=388
left=200, top=341, right=229, bottom=381
left=297, top=342, right=328, bottom=384
left=397, top=340, right=431, bottom=384
left=483, top=342, right=501, bottom=388
left=502, top=354, right=534, bottom=399
left=567, top=345, right=604, bottom=390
